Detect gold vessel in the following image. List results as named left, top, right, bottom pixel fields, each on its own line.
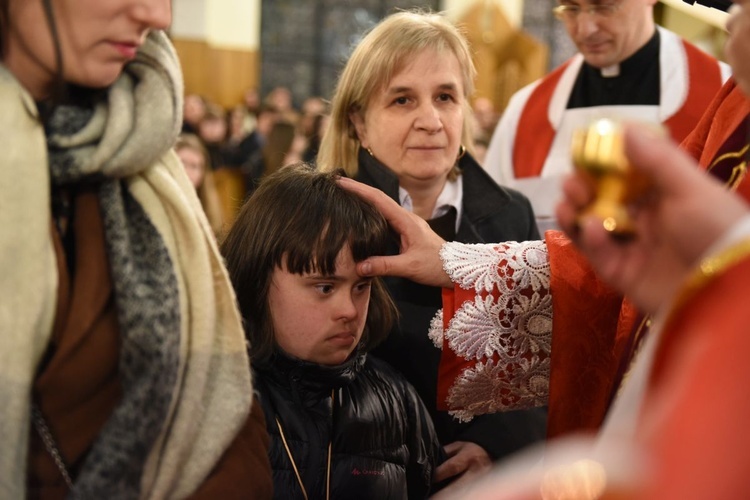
left=571, top=119, right=646, bottom=240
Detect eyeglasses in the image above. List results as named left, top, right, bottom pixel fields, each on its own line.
left=552, top=3, right=621, bottom=21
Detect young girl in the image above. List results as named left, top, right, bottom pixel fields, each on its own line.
left=175, top=133, right=226, bottom=236
left=221, top=164, right=443, bottom=499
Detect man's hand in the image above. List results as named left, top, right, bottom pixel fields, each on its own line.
left=432, top=441, right=493, bottom=498
left=337, top=177, right=452, bottom=288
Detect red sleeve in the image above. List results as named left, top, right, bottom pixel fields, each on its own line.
left=435, top=235, right=639, bottom=438
left=641, top=255, right=750, bottom=498
left=436, top=234, right=638, bottom=438
left=680, top=78, right=739, bottom=165
left=436, top=285, right=479, bottom=412
left=545, top=232, right=638, bottom=438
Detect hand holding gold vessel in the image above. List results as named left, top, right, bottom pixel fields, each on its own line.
left=571, top=119, right=655, bottom=240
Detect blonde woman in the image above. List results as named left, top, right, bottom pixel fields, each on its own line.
left=318, top=10, right=544, bottom=492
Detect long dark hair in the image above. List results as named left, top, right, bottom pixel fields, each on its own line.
left=221, top=163, right=397, bottom=367
left=42, top=0, right=64, bottom=80
left=0, top=0, right=7, bottom=57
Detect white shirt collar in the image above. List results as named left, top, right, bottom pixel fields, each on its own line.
left=398, top=175, right=463, bottom=233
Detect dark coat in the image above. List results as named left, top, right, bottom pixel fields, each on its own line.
left=254, top=351, right=443, bottom=499
left=356, top=149, right=548, bottom=462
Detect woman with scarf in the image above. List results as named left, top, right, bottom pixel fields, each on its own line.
left=1, top=0, right=271, bottom=498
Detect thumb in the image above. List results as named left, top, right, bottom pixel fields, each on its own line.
left=357, top=255, right=399, bottom=278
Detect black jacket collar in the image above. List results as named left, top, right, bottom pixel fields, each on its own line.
left=257, top=348, right=366, bottom=395
left=354, top=147, right=518, bottom=243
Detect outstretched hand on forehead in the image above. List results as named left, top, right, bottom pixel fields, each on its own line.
left=337, top=177, right=453, bottom=288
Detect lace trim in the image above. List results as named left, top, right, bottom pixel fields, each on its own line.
left=447, top=358, right=550, bottom=422
left=440, top=240, right=552, bottom=419
left=440, top=242, right=504, bottom=292
left=441, top=241, right=549, bottom=293
left=428, top=309, right=444, bottom=350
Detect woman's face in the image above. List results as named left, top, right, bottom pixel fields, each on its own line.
left=5, top=0, right=172, bottom=99
left=268, top=245, right=372, bottom=366
left=351, top=48, right=465, bottom=192
left=727, top=0, right=750, bottom=97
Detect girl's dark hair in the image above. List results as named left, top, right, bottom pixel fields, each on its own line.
left=221, top=163, right=397, bottom=367
left=0, top=1, right=7, bottom=57
left=41, top=0, right=64, bottom=88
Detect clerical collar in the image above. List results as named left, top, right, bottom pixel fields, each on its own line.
left=568, top=29, right=660, bottom=109
left=600, top=64, right=620, bottom=78
left=592, top=29, right=659, bottom=78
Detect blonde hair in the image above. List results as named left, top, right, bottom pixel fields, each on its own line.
left=317, top=9, right=476, bottom=177
left=175, top=134, right=226, bottom=236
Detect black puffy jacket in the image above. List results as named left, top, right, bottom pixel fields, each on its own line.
left=254, top=350, right=443, bottom=499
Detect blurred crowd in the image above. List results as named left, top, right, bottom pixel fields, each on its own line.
left=178, top=85, right=499, bottom=236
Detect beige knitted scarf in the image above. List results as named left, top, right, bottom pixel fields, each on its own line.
left=0, top=31, right=253, bottom=498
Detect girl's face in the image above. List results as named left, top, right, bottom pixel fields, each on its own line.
left=176, top=146, right=205, bottom=189
left=268, top=245, right=372, bottom=366
left=5, top=0, right=172, bottom=99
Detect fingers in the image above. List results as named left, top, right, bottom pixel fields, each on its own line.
left=557, top=173, right=595, bottom=239
left=358, top=252, right=452, bottom=287
left=555, top=197, right=580, bottom=241
left=561, top=172, right=595, bottom=210
left=442, top=441, right=462, bottom=456
left=577, top=214, right=619, bottom=259
left=337, top=176, right=418, bottom=235
left=726, top=1, right=743, bottom=33
left=624, top=124, right=743, bottom=219
left=339, top=176, right=452, bottom=287
left=435, top=457, right=464, bottom=483
left=435, top=441, right=492, bottom=483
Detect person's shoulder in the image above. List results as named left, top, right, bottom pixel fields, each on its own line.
left=665, top=27, right=731, bottom=78
left=503, top=54, right=582, bottom=116
left=513, top=54, right=577, bottom=92
left=159, top=148, right=194, bottom=185
left=364, top=355, right=413, bottom=391
left=663, top=25, right=719, bottom=62
left=0, top=67, right=38, bottom=122
left=506, top=77, right=544, bottom=110
left=461, top=156, right=533, bottom=207
left=496, top=183, right=535, bottom=206
left=660, top=25, right=699, bottom=49
left=365, top=354, right=401, bottom=376
left=354, top=153, right=401, bottom=199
